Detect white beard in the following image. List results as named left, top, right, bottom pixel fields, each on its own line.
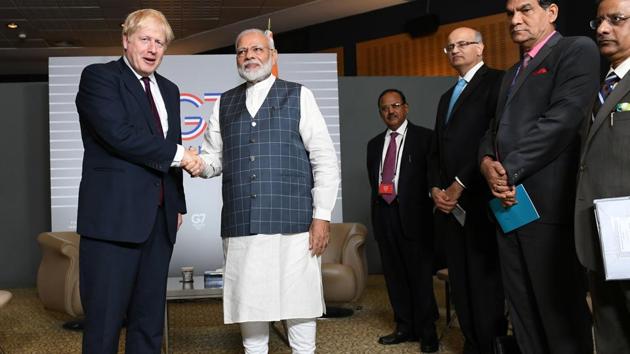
left=238, top=58, right=273, bottom=83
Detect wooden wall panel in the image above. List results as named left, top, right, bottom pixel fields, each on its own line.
left=356, top=13, right=520, bottom=76
left=318, top=47, right=344, bottom=76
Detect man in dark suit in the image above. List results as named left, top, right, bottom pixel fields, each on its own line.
left=367, top=89, right=439, bottom=353
left=428, top=27, right=506, bottom=354
left=75, top=9, right=200, bottom=353
left=575, top=0, right=630, bottom=352
left=478, top=1, right=599, bottom=353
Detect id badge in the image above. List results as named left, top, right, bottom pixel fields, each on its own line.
left=379, top=182, right=394, bottom=195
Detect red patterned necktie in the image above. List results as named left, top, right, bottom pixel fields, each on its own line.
left=141, top=76, right=164, bottom=205
left=382, top=132, right=398, bottom=204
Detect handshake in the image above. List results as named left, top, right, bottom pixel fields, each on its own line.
left=182, top=147, right=204, bottom=177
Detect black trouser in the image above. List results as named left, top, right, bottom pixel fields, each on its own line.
left=374, top=200, right=438, bottom=339
left=435, top=211, right=507, bottom=354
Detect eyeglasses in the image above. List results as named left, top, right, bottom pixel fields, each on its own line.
left=443, top=41, right=479, bottom=54
left=590, top=14, right=630, bottom=29
left=236, top=45, right=272, bottom=57
left=379, top=102, right=405, bottom=112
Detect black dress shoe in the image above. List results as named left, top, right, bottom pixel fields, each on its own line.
left=420, top=336, right=439, bottom=353
left=378, top=331, right=415, bottom=345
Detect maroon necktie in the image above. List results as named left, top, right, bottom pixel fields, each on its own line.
left=141, top=77, right=164, bottom=205
left=141, top=77, right=165, bottom=138
left=382, top=132, right=398, bottom=204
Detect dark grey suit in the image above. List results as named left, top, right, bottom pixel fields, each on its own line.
left=575, top=70, right=630, bottom=354
left=479, top=33, right=599, bottom=354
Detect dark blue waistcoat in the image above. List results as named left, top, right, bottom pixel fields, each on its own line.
left=219, top=79, right=314, bottom=237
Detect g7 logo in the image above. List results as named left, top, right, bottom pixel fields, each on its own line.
left=180, top=93, right=221, bottom=141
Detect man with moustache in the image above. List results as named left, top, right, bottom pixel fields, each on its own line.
left=194, top=28, right=339, bottom=354
left=367, top=89, right=439, bottom=353
left=429, top=27, right=506, bottom=354
left=478, top=1, right=599, bottom=353
left=75, top=9, right=201, bottom=353
left=575, top=0, right=630, bottom=352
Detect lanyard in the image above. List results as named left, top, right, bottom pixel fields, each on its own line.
left=379, top=124, right=408, bottom=179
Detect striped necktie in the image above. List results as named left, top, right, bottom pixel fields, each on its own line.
left=594, top=72, right=620, bottom=115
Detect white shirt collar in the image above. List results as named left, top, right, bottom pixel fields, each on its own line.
left=610, top=56, right=630, bottom=80
left=387, top=118, right=408, bottom=136
left=246, top=74, right=276, bottom=92
left=460, top=61, right=484, bottom=83
left=123, top=56, right=157, bottom=83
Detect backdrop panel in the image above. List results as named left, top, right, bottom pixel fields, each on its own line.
left=48, top=54, right=342, bottom=276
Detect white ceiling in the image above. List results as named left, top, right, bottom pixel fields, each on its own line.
left=0, top=0, right=409, bottom=75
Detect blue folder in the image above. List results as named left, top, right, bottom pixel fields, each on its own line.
left=489, top=184, right=540, bottom=233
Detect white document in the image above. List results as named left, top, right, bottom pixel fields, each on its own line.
left=593, top=196, right=630, bottom=280
left=452, top=204, right=466, bottom=227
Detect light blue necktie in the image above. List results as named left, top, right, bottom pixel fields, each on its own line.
left=445, top=78, right=466, bottom=123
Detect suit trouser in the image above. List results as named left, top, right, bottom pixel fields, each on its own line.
left=374, top=200, right=438, bottom=338
left=497, top=222, right=592, bottom=354
left=588, top=270, right=630, bottom=354
left=79, top=207, right=173, bottom=354
left=435, top=211, right=506, bottom=354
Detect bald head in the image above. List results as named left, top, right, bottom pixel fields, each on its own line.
left=445, top=27, right=484, bottom=76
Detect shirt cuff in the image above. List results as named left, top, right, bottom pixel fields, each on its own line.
left=312, top=207, right=332, bottom=222
left=455, top=176, right=466, bottom=189
left=170, top=145, right=185, bottom=167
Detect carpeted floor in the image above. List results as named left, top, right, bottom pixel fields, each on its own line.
left=0, top=275, right=465, bottom=353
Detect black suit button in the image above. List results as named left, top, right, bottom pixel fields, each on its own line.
left=154, top=182, right=160, bottom=187
left=250, top=138, right=256, bottom=143
left=251, top=174, right=256, bottom=180
left=250, top=156, right=256, bottom=162
left=579, top=165, right=585, bottom=172
left=251, top=194, right=257, bottom=199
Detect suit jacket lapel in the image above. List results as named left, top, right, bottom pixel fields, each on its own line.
left=118, top=58, right=159, bottom=136
left=449, top=65, right=488, bottom=121
left=495, top=64, right=516, bottom=124
left=438, top=86, right=452, bottom=128
left=587, top=73, right=630, bottom=145
left=506, top=32, right=562, bottom=107
left=398, top=123, right=415, bottom=193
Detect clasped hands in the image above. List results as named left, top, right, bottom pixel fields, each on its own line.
left=181, top=147, right=204, bottom=177
left=432, top=182, right=463, bottom=214
left=480, top=156, right=516, bottom=207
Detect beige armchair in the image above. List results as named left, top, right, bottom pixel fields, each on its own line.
left=321, top=222, right=368, bottom=314
left=0, top=290, right=12, bottom=308
left=36, top=232, right=83, bottom=318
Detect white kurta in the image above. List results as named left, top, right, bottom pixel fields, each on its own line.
left=222, top=233, right=324, bottom=323
left=199, top=74, right=340, bottom=323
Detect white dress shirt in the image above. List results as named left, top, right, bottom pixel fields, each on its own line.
left=123, top=56, right=184, bottom=166
left=200, top=74, right=340, bottom=221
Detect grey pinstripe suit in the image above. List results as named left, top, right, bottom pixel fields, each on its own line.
left=575, top=69, right=630, bottom=354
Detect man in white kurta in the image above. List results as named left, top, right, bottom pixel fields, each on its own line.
left=192, top=29, right=339, bottom=354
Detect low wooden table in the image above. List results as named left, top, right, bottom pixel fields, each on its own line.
left=164, top=276, right=222, bottom=354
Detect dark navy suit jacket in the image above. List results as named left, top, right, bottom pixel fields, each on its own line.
left=75, top=58, right=186, bottom=244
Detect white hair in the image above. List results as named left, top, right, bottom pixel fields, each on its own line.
left=235, top=28, right=275, bottom=50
